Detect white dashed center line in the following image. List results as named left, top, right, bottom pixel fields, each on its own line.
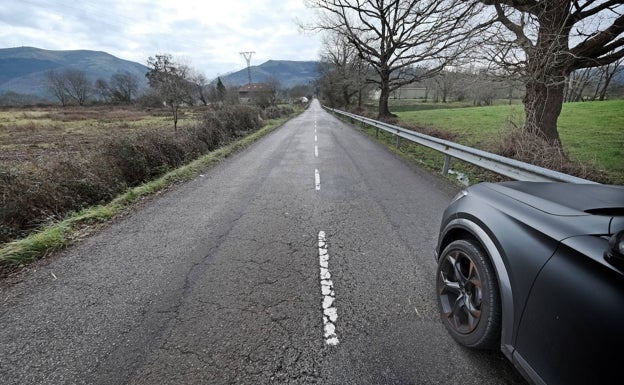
left=318, top=231, right=339, bottom=346
left=315, top=145, right=318, bottom=158
left=315, top=169, right=321, bottom=191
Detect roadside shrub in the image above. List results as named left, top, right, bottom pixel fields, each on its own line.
left=101, top=130, right=194, bottom=186
left=45, top=157, right=121, bottom=208
left=102, top=136, right=151, bottom=186
left=191, top=113, right=227, bottom=150
left=0, top=165, right=49, bottom=243
left=495, top=127, right=610, bottom=183
left=263, top=106, right=281, bottom=120
left=195, top=105, right=262, bottom=144
left=0, top=158, right=119, bottom=244
left=0, top=103, right=276, bottom=245
left=218, top=105, right=261, bottom=137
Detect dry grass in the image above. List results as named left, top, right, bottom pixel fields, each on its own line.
left=0, top=104, right=296, bottom=247
left=495, top=127, right=609, bottom=183
left=0, top=106, right=201, bottom=164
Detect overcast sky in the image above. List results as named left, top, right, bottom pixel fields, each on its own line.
left=1, top=0, right=322, bottom=78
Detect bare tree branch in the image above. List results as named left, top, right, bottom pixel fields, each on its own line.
left=476, top=0, right=624, bottom=144
left=304, top=0, right=488, bottom=117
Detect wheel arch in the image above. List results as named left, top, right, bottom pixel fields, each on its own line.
left=438, top=218, right=515, bottom=360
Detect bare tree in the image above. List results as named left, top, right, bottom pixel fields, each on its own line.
left=146, top=54, right=193, bottom=130
left=46, top=70, right=70, bottom=106
left=478, top=0, right=624, bottom=144
left=188, top=71, right=210, bottom=106
left=110, top=72, right=139, bottom=103
left=304, top=0, right=487, bottom=118
left=289, top=84, right=313, bottom=99
left=432, top=70, right=463, bottom=103
left=317, top=61, right=343, bottom=107
left=63, top=69, right=92, bottom=106
left=564, top=68, right=594, bottom=102
left=594, top=56, right=624, bottom=100
left=319, top=31, right=371, bottom=109
left=95, top=78, right=112, bottom=102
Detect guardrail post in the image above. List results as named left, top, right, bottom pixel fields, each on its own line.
left=442, top=155, right=452, bottom=175
left=375, top=127, right=379, bottom=137
left=396, top=135, right=401, bottom=149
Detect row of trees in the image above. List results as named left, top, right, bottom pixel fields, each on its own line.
left=46, top=69, right=143, bottom=106
left=45, top=65, right=212, bottom=110
left=564, top=58, right=624, bottom=102
left=323, top=59, right=622, bottom=109
left=44, top=54, right=314, bottom=130
left=305, top=0, right=624, bottom=145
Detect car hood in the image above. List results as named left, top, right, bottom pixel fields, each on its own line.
left=483, top=182, right=624, bottom=217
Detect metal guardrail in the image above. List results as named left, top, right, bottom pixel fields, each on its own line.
left=325, top=107, right=597, bottom=184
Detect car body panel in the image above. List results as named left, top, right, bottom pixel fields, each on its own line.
left=514, top=236, right=624, bottom=384
left=610, top=216, right=624, bottom=235
left=435, top=182, right=624, bottom=385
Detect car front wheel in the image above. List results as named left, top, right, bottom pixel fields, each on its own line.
left=436, top=239, right=501, bottom=349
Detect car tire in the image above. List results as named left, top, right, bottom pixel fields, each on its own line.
left=436, top=239, right=501, bottom=349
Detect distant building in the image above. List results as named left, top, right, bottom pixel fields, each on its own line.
left=371, top=83, right=428, bottom=100
left=238, top=83, right=276, bottom=104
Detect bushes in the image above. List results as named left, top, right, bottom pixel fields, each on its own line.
left=0, top=104, right=287, bottom=244
left=102, top=130, right=196, bottom=186
left=261, top=106, right=294, bottom=120
left=0, top=159, right=120, bottom=243
left=495, top=128, right=609, bottom=183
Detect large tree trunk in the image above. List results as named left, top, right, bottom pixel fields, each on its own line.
left=521, top=1, right=571, bottom=146
left=377, top=67, right=394, bottom=118
left=523, top=78, right=564, bottom=144
left=378, top=78, right=393, bottom=118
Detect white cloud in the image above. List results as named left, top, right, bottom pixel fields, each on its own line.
left=0, top=0, right=321, bottom=79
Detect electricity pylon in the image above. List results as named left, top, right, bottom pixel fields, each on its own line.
left=240, top=51, right=255, bottom=85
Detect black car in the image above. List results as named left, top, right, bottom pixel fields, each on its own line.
left=434, top=182, right=624, bottom=385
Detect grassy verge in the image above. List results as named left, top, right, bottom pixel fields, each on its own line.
left=392, top=99, right=624, bottom=184
left=0, top=115, right=292, bottom=269
left=356, top=124, right=498, bottom=187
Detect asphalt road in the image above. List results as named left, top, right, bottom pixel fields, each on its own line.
left=0, top=100, right=526, bottom=384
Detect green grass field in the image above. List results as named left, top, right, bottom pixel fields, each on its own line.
left=393, top=99, right=624, bottom=184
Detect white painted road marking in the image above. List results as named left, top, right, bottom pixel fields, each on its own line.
left=318, top=231, right=339, bottom=346
left=315, top=169, right=321, bottom=191
left=315, top=145, right=318, bottom=158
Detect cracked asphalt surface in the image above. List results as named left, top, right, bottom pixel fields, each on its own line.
left=0, top=100, right=526, bottom=384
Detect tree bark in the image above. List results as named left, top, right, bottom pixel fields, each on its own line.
left=378, top=84, right=392, bottom=118
left=520, top=1, right=570, bottom=145
left=523, top=78, right=564, bottom=144
left=378, top=69, right=393, bottom=118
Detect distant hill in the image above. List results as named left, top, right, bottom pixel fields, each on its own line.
left=218, top=60, right=320, bottom=89
left=0, top=48, right=321, bottom=103
left=0, top=47, right=149, bottom=101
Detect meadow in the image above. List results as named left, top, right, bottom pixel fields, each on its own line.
left=390, top=99, right=624, bottom=184
left=0, top=104, right=297, bottom=252
left=0, top=106, right=201, bottom=165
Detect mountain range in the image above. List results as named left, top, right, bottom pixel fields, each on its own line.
left=0, top=47, right=149, bottom=100
left=0, top=47, right=320, bottom=103
left=218, top=60, right=320, bottom=88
